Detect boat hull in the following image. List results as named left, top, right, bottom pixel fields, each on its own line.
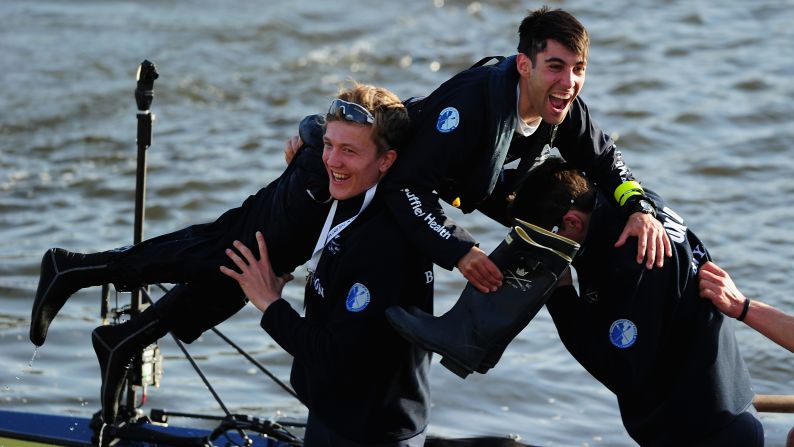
left=0, top=410, right=278, bottom=447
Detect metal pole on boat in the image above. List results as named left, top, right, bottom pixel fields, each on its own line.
left=127, top=59, right=159, bottom=413
left=134, top=60, right=157, bottom=246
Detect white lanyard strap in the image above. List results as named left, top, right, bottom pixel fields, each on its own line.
left=307, top=184, right=377, bottom=272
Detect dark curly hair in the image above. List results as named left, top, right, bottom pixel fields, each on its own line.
left=517, top=6, right=589, bottom=65
left=511, top=158, right=596, bottom=231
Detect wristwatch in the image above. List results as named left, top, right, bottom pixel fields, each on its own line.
left=623, top=194, right=656, bottom=217
left=633, top=198, right=656, bottom=217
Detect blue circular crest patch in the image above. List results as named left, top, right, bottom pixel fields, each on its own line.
left=436, top=107, right=460, bottom=133
left=609, top=319, right=637, bottom=349
left=345, top=283, right=371, bottom=312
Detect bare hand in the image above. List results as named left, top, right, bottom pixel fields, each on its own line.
left=698, top=261, right=745, bottom=318
left=614, top=212, right=672, bottom=269
left=457, top=246, right=503, bottom=293
left=284, top=135, right=303, bottom=165
left=220, top=231, right=293, bottom=312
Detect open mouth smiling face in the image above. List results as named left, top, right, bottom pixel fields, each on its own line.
left=322, top=120, right=395, bottom=201
left=548, top=91, right=574, bottom=116
left=521, top=39, right=586, bottom=125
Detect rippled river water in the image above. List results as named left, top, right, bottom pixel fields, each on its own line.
left=2, top=1, right=794, bottom=445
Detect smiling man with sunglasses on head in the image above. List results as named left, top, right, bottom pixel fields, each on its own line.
left=221, top=84, right=435, bottom=446
left=28, top=84, right=428, bottom=434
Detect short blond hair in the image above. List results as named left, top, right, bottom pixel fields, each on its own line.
left=326, top=81, right=410, bottom=154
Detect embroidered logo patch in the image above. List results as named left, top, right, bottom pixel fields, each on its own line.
left=504, top=268, right=533, bottom=292
left=609, top=319, right=637, bottom=349
left=346, top=283, right=371, bottom=312
left=436, top=107, right=460, bottom=133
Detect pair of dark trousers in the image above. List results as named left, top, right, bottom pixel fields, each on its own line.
left=109, top=144, right=330, bottom=342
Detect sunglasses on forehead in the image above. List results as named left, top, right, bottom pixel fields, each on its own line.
left=328, top=98, right=375, bottom=125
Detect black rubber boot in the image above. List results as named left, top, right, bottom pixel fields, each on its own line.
left=91, top=290, right=181, bottom=424
left=30, top=248, right=120, bottom=347
left=386, top=224, right=578, bottom=379
left=473, top=219, right=579, bottom=374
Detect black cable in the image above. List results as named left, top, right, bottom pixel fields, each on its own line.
left=141, top=287, right=252, bottom=446
left=143, top=284, right=307, bottom=444
left=151, top=283, right=299, bottom=400
left=171, top=334, right=251, bottom=446
left=210, top=328, right=298, bottom=400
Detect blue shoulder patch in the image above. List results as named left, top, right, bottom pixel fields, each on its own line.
left=346, top=283, right=371, bottom=312
left=609, top=319, right=637, bottom=349
left=436, top=106, right=460, bottom=133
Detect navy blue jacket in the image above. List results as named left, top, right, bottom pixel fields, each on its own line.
left=547, top=190, right=754, bottom=446
left=261, top=191, right=434, bottom=444
left=383, top=55, right=641, bottom=270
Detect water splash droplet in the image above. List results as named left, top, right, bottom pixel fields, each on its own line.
left=29, top=347, right=39, bottom=368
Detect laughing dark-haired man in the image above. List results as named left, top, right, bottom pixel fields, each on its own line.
left=375, top=6, right=673, bottom=376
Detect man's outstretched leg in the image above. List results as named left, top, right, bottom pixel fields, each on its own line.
left=91, top=284, right=185, bottom=424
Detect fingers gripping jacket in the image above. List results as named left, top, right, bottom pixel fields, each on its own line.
left=385, top=221, right=579, bottom=379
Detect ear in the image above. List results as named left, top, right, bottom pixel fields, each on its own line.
left=560, top=210, right=587, bottom=242
left=378, top=149, right=397, bottom=174
left=516, top=52, right=533, bottom=78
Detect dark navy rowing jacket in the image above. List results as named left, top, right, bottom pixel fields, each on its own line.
left=260, top=191, right=434, bottom=444
left=547, top=190, right=754, bottom=446
left=382, top=55, right=641, bottom=270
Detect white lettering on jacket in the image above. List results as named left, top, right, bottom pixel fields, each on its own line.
left=424, top=270, right=434, bottom=284
left=404, top=189, right=426, bottom=217
left=613, top=149, right=631, bottom=182
left=659, top=206, right=687, bottom=244
left=402, top=189, right=452, bottom=240
left=311, top=275, right=325, bottom=298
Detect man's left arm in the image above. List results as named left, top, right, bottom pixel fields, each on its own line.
left=556, top=97, right=672, bottom=268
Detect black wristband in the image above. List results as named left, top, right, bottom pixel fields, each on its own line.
left=737, top=297, right=751, bottom=321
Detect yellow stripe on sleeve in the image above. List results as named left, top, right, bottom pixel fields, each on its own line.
left=614, top=180, right=645, bottom=206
